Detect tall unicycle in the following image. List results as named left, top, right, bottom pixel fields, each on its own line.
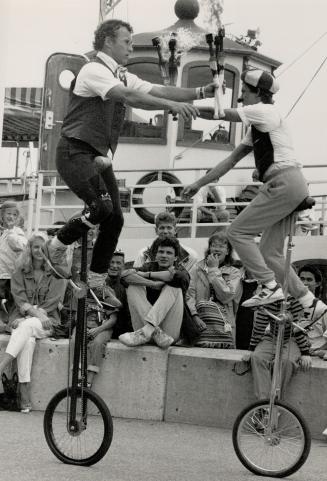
left=232, top=197, right=315, bottom=477
left=43, top=230, right=113, bottom=466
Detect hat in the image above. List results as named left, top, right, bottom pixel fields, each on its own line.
left=241, top=69, right=279, bottom=94
left=0, top=200, right=20, bottom=213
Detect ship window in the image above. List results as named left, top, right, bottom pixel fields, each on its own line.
left=178, top=63, right=237, bottom=149
left=120, top=60, right=167, bottom=144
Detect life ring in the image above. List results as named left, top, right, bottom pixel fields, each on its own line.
left=132, top=171, right=184, bottom=224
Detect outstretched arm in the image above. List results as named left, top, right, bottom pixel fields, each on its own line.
left=183, top=143, right=253, bottom=198
left=108, top=85, right=199, bottom=121
left=149, top=83, right=215, bottom=101
left=198, top=106, right=242, bottom=122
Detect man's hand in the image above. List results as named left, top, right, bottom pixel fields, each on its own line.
left=88, top=327, right=102, bottom=339
left=182, top=182, right=201, bottom=199
left=204, top=82, right=217, bottom=98
left=206, top=253, right=220, bottom=268
left=169, top=102, right=200, bottom=121
left=192, top=314, right=207, bottom=332
left=299, top=355, right=312, bottom=371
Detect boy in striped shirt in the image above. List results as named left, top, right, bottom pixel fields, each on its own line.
left=248, top=297, right=311, bottom=400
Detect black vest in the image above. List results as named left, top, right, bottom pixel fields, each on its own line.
left=61, top=58, right=126, bottom=156
left=251, top=125, right=274, bottom=182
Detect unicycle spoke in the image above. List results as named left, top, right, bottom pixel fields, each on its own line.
left=233, top=400, right=311, bottom=477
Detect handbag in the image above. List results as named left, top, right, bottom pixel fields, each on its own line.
left=0, top=372, right=20, bottom=411
left=195, top=299, right=234, bottom=349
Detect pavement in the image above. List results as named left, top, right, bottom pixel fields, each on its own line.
left=0, top=411, right=327, bottom=481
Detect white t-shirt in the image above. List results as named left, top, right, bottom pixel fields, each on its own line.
left=238, top=103, right=301, bottom=175
left=74, top=51, right=153, bottom=100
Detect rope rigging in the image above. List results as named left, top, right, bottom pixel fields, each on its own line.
left=286, top=55, right=327, bottom=118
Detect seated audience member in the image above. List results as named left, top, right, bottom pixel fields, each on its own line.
left=106, top=251, right=132, bottom=339
left=186, top=232, right=242, bottom=347
left=133, top=211, right=197, bottom=273
left=84, top=287, right=120, bottom=388
left=193, top=172, right=229, bottom=226
left=246, top=297, right=311, bottom=402
left=119, top=237, right=189, bottom=349
left=0, top=232, right=66, bottom=413
left=296, top=265, right=327, bottom=358
left=0, top=201, right=27, bottom=308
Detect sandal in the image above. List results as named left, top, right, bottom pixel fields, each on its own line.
left=21, top=404, right=32, bottom=413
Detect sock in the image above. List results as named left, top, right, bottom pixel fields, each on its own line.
left=264, top=280, right=277, bottom=289
left=298, top=290, right=315, bottom=308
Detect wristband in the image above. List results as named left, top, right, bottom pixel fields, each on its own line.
left=148, top=272, right=151, bottom=280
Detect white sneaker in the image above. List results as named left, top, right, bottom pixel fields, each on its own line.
left=119, top=329, right=151, bottom=347
left=152, top=327, right=174, bottom=349
left=242, top=284, right=284, bottom=308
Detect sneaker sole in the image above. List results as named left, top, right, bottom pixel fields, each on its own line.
left=242, top=294, right=285, bottom=308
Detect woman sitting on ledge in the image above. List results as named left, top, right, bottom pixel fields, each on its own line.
left=186, top=232, right=242, bottom=348
left=0, top=232, right=66, bottom=413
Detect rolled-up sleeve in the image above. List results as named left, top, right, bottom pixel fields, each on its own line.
left=207, top=266, right=242, bottom=304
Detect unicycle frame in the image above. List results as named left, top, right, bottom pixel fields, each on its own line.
left=259, top=211, right=298, bottom=430
left=68, top=229, right=88, bottom=431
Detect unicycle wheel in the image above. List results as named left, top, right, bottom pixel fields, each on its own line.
left=232, top=399, right=311, bottom=477
left=44, top=387, right=113, bottom=466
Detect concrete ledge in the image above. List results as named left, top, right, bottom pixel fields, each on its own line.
left=164, top=346, right=327, bottom=440
left=1, top=334, right=327, bottom=439
left=164, top=348, right=254, bottom=428
left=0, top=335, right=168, bottom=421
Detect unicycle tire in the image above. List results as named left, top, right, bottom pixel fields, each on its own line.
left=44, top=387, right=113, bottom=466
left=232, top=399, right=311, bottom=478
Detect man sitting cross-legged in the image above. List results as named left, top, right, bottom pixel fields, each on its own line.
left=119, top=237, right=190, bottom=349
left=133, top=211, right=198, bottom=273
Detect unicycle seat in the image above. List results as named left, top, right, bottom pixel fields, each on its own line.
left=293, top=196, right=315, bottom=212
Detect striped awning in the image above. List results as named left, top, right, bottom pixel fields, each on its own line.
left=2, top=87, right=43, bottom=143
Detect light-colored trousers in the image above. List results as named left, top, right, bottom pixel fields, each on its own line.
left=127, top=285, right=183, bottom=341
left=227, top=167, right=309, bottom=298
left=5, top=317, right=52, bottom=383
left=251, top=335, right=301, bottom=399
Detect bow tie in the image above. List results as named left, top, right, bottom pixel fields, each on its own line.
left=115, top=66, right=128, bottom=85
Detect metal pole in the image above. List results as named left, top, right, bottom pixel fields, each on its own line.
left=26, top=174, right=37, bottom=237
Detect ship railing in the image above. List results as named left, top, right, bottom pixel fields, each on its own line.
left=29, top=169, right=327, bottom=239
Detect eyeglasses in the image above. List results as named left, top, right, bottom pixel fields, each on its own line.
left=210, top=243, right=228, bottom=249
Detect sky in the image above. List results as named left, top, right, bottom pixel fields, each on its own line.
left=1, top=0, right=327, bottom=165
